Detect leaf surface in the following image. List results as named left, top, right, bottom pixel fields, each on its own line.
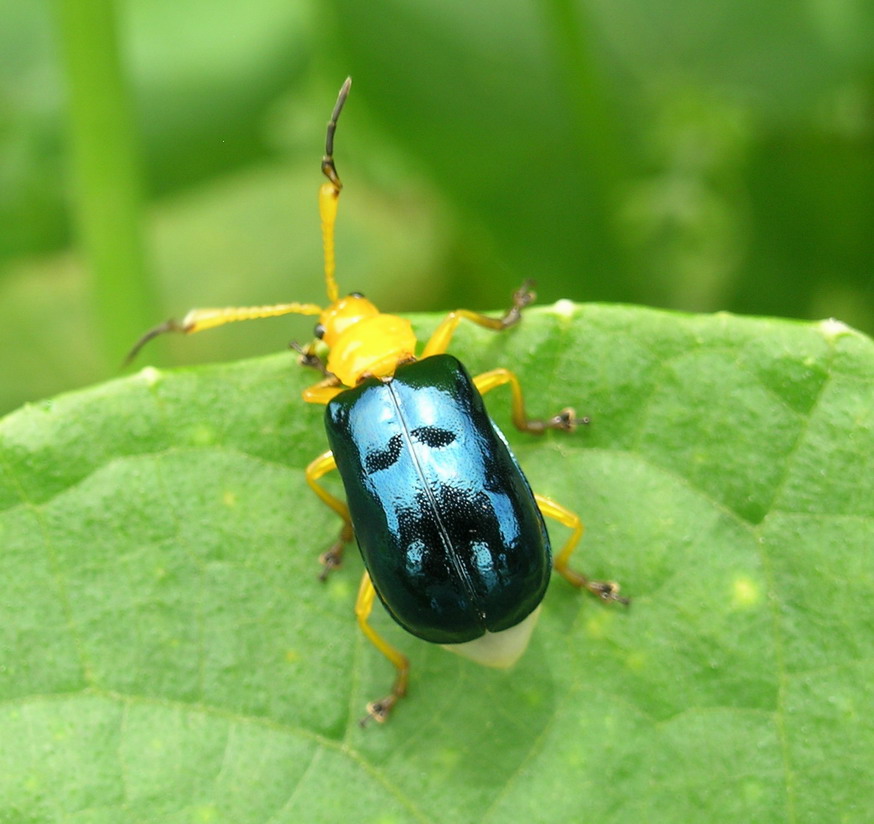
left=1, top=304, right=872, bottom=823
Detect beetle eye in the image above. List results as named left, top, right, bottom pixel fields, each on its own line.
left=349, top=291, right=365, bottom=299
left=313, top=322, right=326, bottom=339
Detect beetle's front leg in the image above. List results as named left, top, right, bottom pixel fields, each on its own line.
left=306, top=450, right=354, bottom=579
left=473, top=369, right=589, bottom=433
left=421, top=280, right=535, bottom=358
left=290, top=340, right=331, bottom=376
left=355, top=571, right=410, bottom=724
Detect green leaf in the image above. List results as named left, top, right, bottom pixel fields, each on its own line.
left=1, top=304, right=871, bottom=822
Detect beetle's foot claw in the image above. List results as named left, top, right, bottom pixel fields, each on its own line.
left=502, top=280, right=537, bottom=328
left=549, top=407, right=591, bottom=432
left=524, top=407, right=590, bottom=434
left=318, top=547, right=344, bottom=581
left=512, top=279, right=536, bottom=310
left=360, top=695, right=398, bottom=726
left=587, top=580, right=630, bottom=606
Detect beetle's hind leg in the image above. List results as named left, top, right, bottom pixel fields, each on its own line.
left=474, top=369, right=589, bottom=433
left=306, top=450, right=354, bottom=579
left=535, top=493, right=628, bottom=605
left=356, top=572, right=410, bottom=724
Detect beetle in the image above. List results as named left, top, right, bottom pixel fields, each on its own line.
left=128, top=78, right=627, bottom=723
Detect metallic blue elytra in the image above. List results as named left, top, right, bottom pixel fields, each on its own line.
left=324, top=353, right=552, bottom=644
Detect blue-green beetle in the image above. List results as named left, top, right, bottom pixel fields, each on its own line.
left=129, top=78, right=627, bottom=723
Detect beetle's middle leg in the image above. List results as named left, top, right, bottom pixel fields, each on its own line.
left=355, top=571, right=410, bottom=724
left=535, top=493, right=628, bottom=604
left=421, top=280, right=535, bottom=358
left=473, top=369, right=589, bottom=433
left=306, top=450, right=354, bottom=579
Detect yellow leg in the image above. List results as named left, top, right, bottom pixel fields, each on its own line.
left=474, top=368, right=588, bottom=433
left=535, top=493, right=628, bottom=604
left=302, top=377, right=346, bottom=406
left=355, top=571, right=410, bottom=724
left=421, top=280, right=535, bottom=358
left=306, top=451, right=354, bottom=578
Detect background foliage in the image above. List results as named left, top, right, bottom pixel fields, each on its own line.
left=1, top=0, right=873, bottom=413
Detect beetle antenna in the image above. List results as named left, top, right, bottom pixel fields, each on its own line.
left=319, top=77, right=352, bottom=305
left=123, top=319, right=182, bottom=366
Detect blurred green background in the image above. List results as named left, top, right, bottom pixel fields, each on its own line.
left=1, top=0, right=873, bottom=414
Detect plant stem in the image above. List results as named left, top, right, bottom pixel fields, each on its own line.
left=540, top=0, right=630, bottom=274
left=54, top=0, right=157, bottom=366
